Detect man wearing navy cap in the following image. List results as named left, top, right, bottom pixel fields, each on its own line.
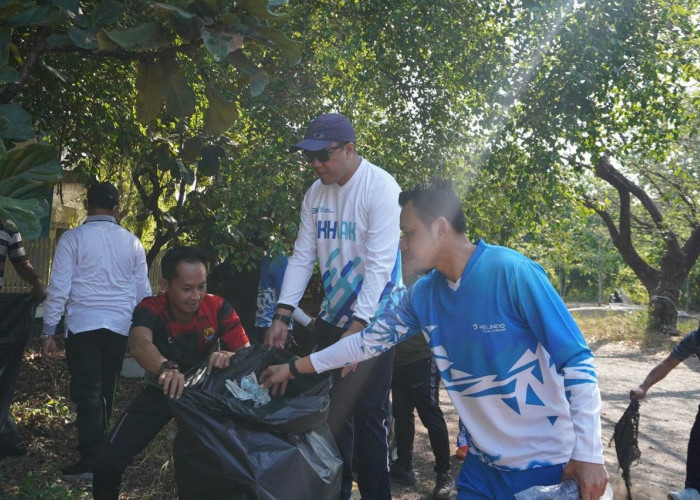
left=266, top=113, right=403, bottom=500
left=41, top=182, right=151, bottom=480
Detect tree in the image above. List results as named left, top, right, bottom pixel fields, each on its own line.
left=2, top=0, right=301, bottom=251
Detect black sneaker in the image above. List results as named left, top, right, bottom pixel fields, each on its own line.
left=433, top=471, right=454, bottom=499
left=390, top=463, right=416, bottom=486
left=61, top=460, right=94, bottom=480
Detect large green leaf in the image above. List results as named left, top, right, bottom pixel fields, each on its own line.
left=0, top=64, right=18, bottom=83
left=202, top=27, right=243, bottom=62
left=101, top=22, right=172, bottom=50
left=8, top=5, right=65, bottom=26
left=227, top=50, right=269, bottom=96
left=51, top=0, right=80, bottom=17
left=89, top=1, right=123, bottom=28
left=249, top=24, right=302, bottom=64
left=135, top=60, right=165, bottom=124
left=0, top=142, right=61, bottom=198
left=162, top=57, right=196, bottom=118
left=203, top=84, right=238, bottom=136
left=151, top=3, right=197, bottom=20
left=198, top=144, right=224, bottom=176
left=237, top=0, right=289, bottom=20
left=0, top=104, right=33, bottom=141
left=0, top=29, right=10, bottom=65
left=0, top=196, right=49, bottom=240
left=67, top=26, right=98, bottom=49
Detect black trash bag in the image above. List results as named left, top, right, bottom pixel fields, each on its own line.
left=611, top=399, right=641, bottom=500
left=168, top=345, right=342, bottom=500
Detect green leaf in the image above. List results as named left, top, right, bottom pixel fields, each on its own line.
left=89, top=1, right=123, bottom=28
left=203, top=84, right=238, bottom=136
left=67, top=26, right=98, bottom=50
left=250, top=24, right=302, bottom=64
left=0, top=196, right=48, bottom=240
left=151, top=2, right=197, bottom=20
left=236, top=0, right=289, bottom=20
left=51, top=0, right=80, bottom=17
left=101, top=22, right=171, bottom=51
left=135, top=60, right=165, bottom=124
left=0, top=104, right=33, bottom=141
left=0, top=64, right=18, bottom=83
left=0, top=142, right=61, bottom=208
left=227, top=50, right=269, bottom=96
left=180, top=137, right=203, bottom=163
left=96, top=29, right=119, bottom=50
left=202, top=27, right=243, bottom=62
left=198, top=144, right=224, bottom=176
left=8, top=5, right=64, bottom=26
left=178, top=160, right=195, bottom=184
left=0, top=29, right=10, bottom=65
left=162, top=58, right=196, bottom=118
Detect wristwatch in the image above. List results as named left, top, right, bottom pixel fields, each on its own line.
left=158, top=360, right=181, bottom=376
left=288, top=356, right=302, bottom=378
left=40, top=334, right=54, bottom=341
left=272, top=313, right=292, bottom=325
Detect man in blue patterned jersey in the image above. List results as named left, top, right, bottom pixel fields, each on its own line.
left=265, top=113, right=402, bottom=500
left=261, top=180, right=609, bottom=499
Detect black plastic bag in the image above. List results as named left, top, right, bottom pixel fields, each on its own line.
left=168, top=345, right=342, bottom=500
left=611, top=399, right=641, bottom=500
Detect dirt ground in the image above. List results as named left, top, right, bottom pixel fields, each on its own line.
left=392, top=340, right=698, bottom=500
left=2, top=336, right=697, bottom=499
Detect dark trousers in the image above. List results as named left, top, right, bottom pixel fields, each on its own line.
left=686, top=403, right=700, bottom=490
left=316, top=319, right=393, bottom=500
left=0, top=294, right=35, bottom=453
left=65, top=329, right=128, bottom=462
left=0, top=341, right=28, bottom=453
left=392, top=356, right=451, bottom=474
left=93, top=387, right=172, bottom=500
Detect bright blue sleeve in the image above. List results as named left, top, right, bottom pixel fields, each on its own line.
left=309, top=286, right=422, bottom=371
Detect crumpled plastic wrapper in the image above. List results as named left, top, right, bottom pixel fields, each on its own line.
left=225, top=372, right=272, bottom=408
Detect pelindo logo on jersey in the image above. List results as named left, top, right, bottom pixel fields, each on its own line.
left=317, top=220, right=357, bottom=241
left=473, top=323, right=506, bottom=333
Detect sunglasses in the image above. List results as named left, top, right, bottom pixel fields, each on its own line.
left=302, top=142, right=348, bottom=163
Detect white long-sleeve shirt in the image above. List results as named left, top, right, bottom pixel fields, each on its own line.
left=278, top=158, right=402, bottom=327
left=42, top=215, right=152, bottom=337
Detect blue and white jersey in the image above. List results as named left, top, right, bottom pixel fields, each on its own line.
left=255, top=253, right=292, bottom=329
left=279, top=158, right=403, bottom=328
left=311, top=240, right=604, bottom=471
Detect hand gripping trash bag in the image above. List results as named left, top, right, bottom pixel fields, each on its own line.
left=167, top=345, right=342, bottom=500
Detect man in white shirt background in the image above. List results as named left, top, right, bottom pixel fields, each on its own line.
left=265, top=113, right=402, bottom=500
left=41, top=182, right=151, bottom=480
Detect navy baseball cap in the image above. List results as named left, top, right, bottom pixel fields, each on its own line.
left=290, top=113, right=356, bottom=152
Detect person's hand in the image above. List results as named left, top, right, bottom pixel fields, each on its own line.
left=159, top=368, right=186, bottom=399
left=259, top=363, right=293, bottom=396
left=265, top=321, right=289, bottom=348
left=29, top=279, right=46, bottom=304
left=41, top=337, right=58, bottom=366
left=561, top=459, right=608, bottom=500
left=630, top=386, right=647, bottom=400
left=207, top=350, right=235, bottom=374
